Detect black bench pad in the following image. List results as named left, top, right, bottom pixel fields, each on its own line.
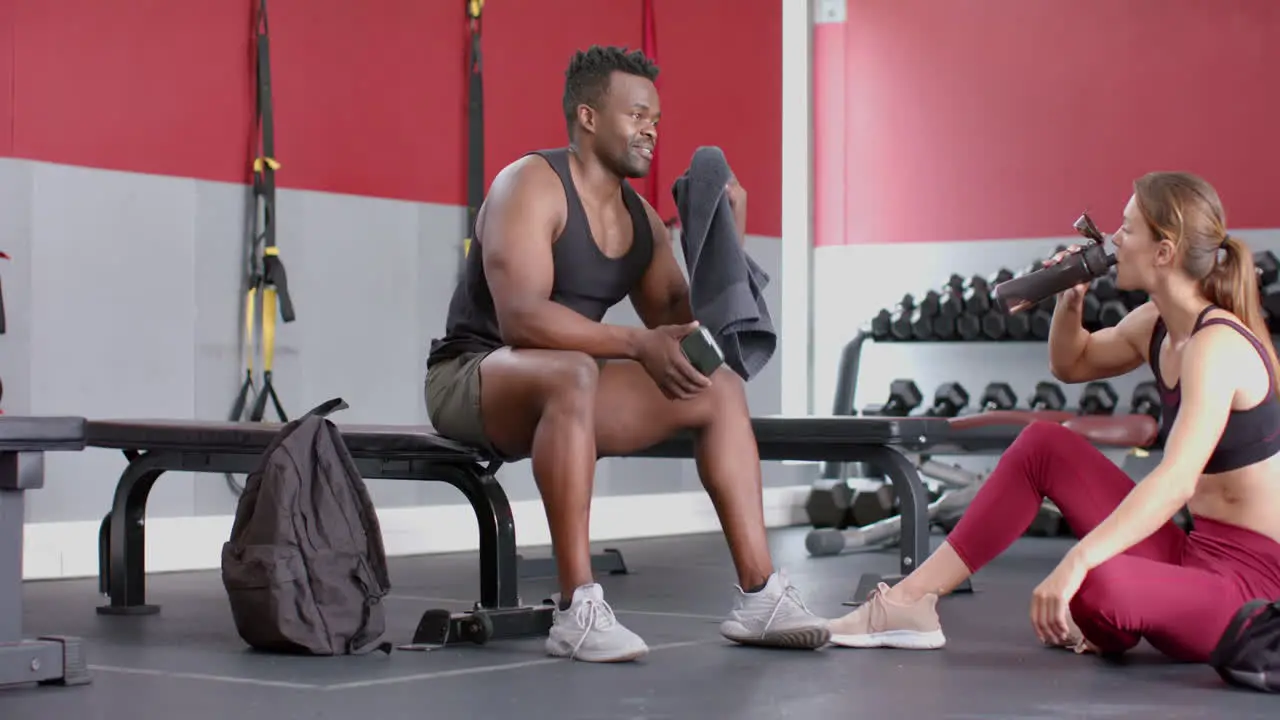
left=0, top=416, right=87, bottom=452
left=636, top=415, right=947, bottom=459
left=86, top=419, right=485, bottom=462
left=86, top=415, right=950, bottom=465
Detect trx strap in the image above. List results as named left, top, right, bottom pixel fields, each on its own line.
left=461, top=0, right=485, bottom=276
left=230, top=0, right=294, bottom=432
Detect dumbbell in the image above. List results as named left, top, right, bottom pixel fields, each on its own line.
left=888, top=295, right=915, bottom=340
left=939, top=275, right=966, bottom=318
left=1098, top=299, right=1128, bottom=328
left=988, top=267, right=1015, bottom=289
left=1091, top=273, right=1128, bottom=328
left=963, top=275, right=992, bottom=316
left=956, top=313, right=981, bottom=341
left=805, top=479, right=856, bottom=529
left=1027, top=381, right=1066, bottom=411
left=1028, top=306, right=1053, bottom=340
left=1004, top=307, right=1032, bottom=340
left=1081, top=291, right=1101, bottom=328
left=910, top=290, right=941, bottom=340
left=849, top=485, right=898, bottom=527
left=1130, top=380, right=1161, bottom=422
left=1078, top=381, right=1118, bottom=415
left=870, top=308, right=892, bottom=340
left=921, top=382, right=970, bottom=417
left=1261, top=279, right=1280, bottom=327
left=861, top=379, right=924, bottom=417
left=931, top=313, right=958, bottom=340
left=978, top=382, right=1017, bottom=412
left=1255, top=250, right=1279, bottom=286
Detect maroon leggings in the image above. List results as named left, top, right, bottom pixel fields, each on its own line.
left=946, top=421, right=1280, bottom=662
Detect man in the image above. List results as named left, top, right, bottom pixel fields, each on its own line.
left=425, top=45, right=829, bottom=662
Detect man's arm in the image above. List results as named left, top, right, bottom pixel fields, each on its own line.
left=484, top=158, right=646, bottom=358
left=630, top=199, right=695, bottom=328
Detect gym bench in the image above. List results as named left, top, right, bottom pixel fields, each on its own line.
left=86, top=415, right=953, bottom=647
left=1, top=416, right=92, bottom=690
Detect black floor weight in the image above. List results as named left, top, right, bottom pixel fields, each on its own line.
left=806, top=478, right=856, bottom=529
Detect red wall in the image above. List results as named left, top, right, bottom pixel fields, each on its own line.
left=0, top=0, right=12, bottom=156
left=5, top=0, right=782, bottom=236
left=815, top=0, right=1280, bottom=247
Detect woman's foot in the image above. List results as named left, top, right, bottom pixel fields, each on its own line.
left=826, top=582, right=946, bottom=649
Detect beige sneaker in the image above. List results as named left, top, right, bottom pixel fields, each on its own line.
left=827, top=582, right=945, bottom=649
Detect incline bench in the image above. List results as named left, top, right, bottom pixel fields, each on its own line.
left=87, top=415, right=955, bottom=646
left=1, top=416, right=91, bottom=690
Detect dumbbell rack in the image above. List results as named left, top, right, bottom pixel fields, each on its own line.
left=818, top=326, right=1046, bottom=481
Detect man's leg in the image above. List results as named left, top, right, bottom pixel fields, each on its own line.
left=592, top=360, right=830, bottom=649
left=475, top=349, right=827, bottom=659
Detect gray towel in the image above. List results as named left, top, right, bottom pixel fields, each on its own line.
left=670, top=146, right=776, bottom=381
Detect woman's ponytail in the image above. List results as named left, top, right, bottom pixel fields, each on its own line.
left=1202, top=235, right=1280, bottom=396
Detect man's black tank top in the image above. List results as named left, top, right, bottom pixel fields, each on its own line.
left=427, top=147, right=655, bottom=368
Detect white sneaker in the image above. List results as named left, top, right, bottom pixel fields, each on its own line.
left=545, top=583, right=649, bottom=662
left=719, top=570, right=831, bottom=649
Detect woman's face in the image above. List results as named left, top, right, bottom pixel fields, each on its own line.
left=1111, top=194, right=1164, bottom=292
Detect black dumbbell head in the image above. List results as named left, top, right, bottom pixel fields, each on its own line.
left=1130, top=380, right=1162, bottom=418
left=1029, top=381, right=1066, bottom=410
left=981, top=312, right=1006, bottom=340
left=1255, top=250, right=1279, bottom=286
left=1099, top=300, right=1128, bottom=328
left=980, top=382, right=1017, bottom=410
left=963, top=276, right=992, bottom=315
left=955, top=313, right=980, bottom=340
left=916, top=290, right=940, bottom=317
left=888, top=378, right=924, bottom=411
left=1080, top=381, right=1118, bottom=414
left=934, top=381, right=970, bottom=411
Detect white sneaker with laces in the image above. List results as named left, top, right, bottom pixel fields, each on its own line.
left=545, top=583, right=649, bottom=662
left=719, top=570, right=831, bottom=649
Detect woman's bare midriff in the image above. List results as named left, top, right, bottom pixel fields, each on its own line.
left=1187, top=453, right=1280, bottom=544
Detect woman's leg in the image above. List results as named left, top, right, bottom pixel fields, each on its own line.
left=1069, top=554, right=1245, bottom=661
left=828, top=421, right=1188, bottom=649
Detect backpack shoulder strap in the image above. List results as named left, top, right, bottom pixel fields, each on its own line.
left=1210, top=598, right=1275, bottom=668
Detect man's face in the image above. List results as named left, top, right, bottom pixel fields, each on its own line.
left=590, top=71, right=660, bottom=179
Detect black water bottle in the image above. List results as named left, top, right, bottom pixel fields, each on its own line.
left=992, top=212, right=1118, bottom=314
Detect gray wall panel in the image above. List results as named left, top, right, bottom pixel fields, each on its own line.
left=26, top=162, right=199, bottom=522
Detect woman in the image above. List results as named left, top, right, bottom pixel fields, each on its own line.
left=827, top=171, right=1280, bottom=662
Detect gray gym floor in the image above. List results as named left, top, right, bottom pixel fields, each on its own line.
left=1, top=528, right=1269, bottom=719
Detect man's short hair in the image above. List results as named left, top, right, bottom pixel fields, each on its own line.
left=562, top=45, right=659, bottom=137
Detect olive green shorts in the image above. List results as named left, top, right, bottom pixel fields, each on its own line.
left=425, top=350, right=499, bottom=455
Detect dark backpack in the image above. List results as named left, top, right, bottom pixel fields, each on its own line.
left=220, top=398, right=393, bottom=656
left=1210, top=597, right=1280, bottom=692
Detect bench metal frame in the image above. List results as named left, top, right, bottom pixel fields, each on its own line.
left=2, top=427, right=92, bottom=690
left=92, top=417, right=951, bottom=646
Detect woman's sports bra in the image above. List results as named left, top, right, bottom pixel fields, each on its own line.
left=1148, top=304, right=1280, bottom=474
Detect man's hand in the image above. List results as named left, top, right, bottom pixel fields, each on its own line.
left=726, top=177, right=747, bottom=246
left=635, top=322, right=713, bottom=400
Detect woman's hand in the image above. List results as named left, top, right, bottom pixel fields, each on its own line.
left=1030, top=550, right=1089, bottom=644
left=1043, top=245, right=1091, bottom=305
